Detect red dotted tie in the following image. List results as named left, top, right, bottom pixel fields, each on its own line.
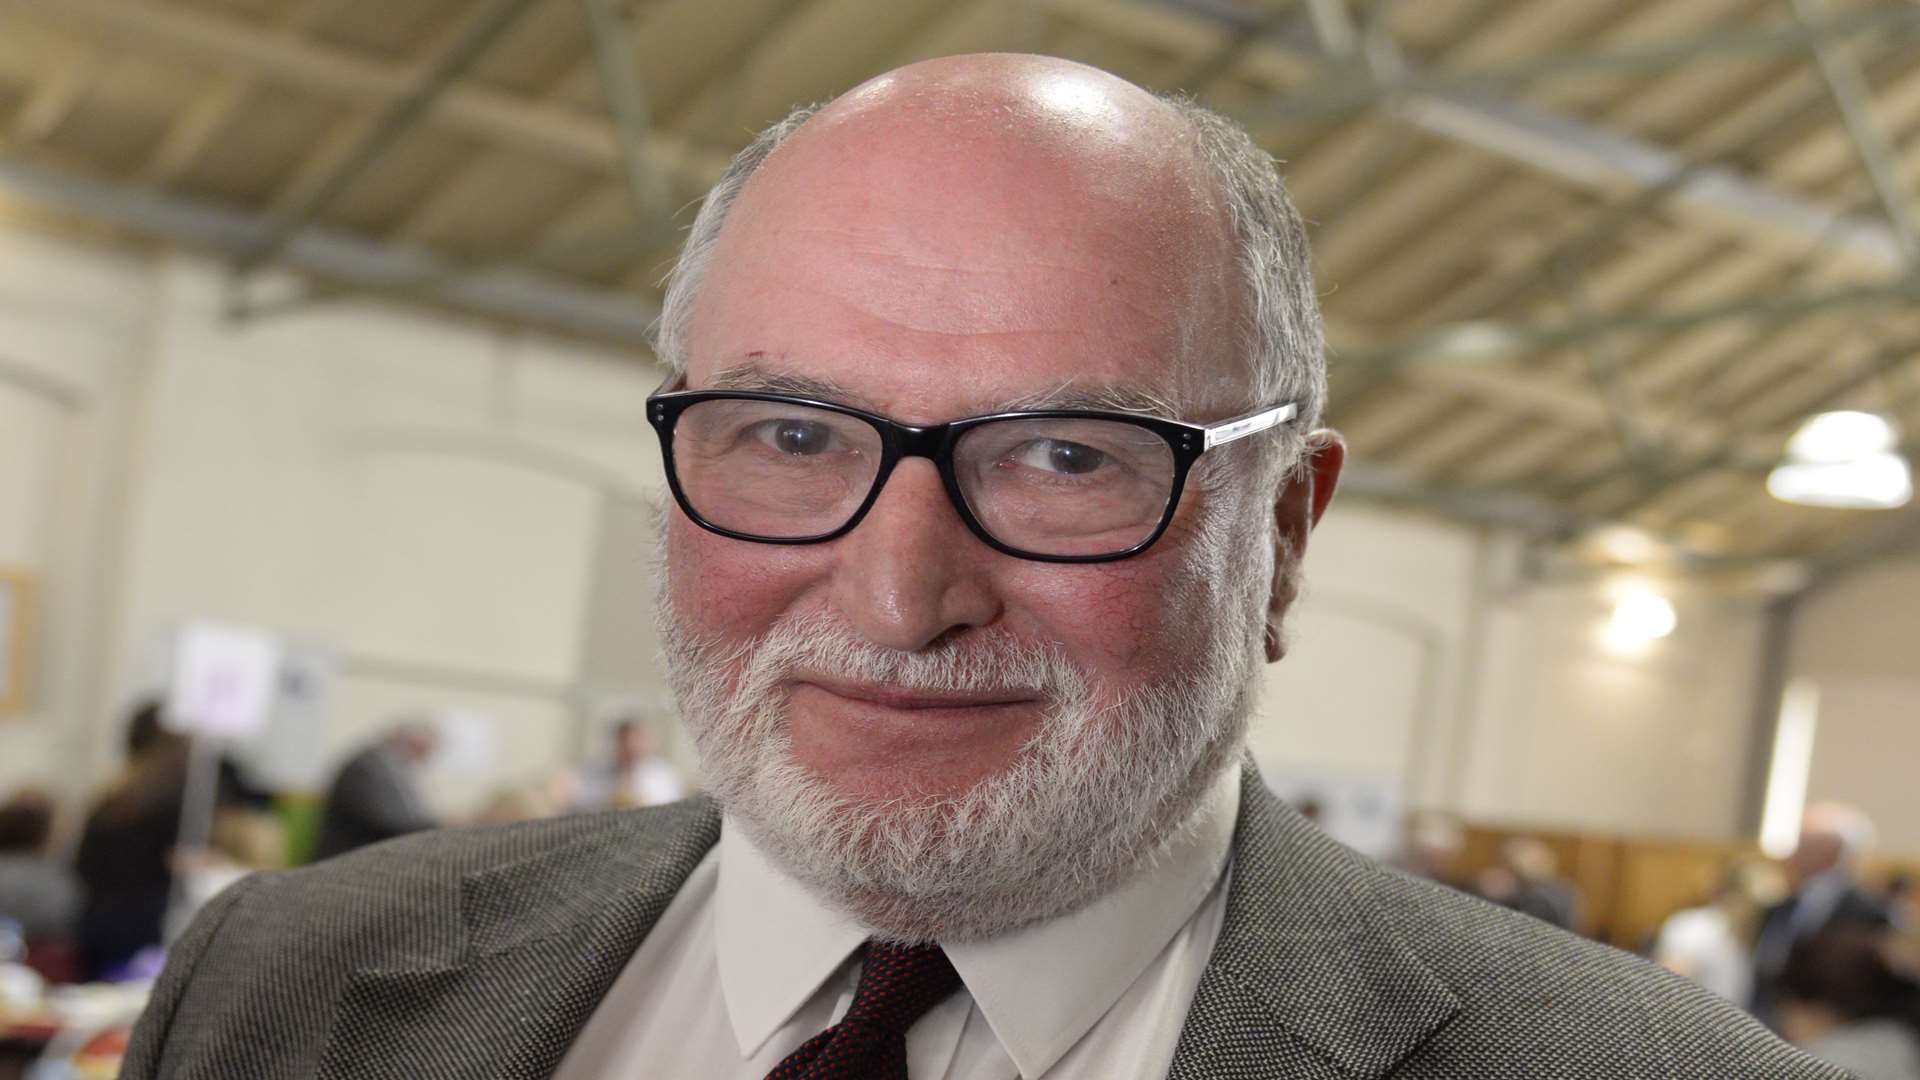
left=764, top=941, right=962, bottom=1080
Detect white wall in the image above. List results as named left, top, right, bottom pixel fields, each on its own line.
left=0, top=226, right=676, bottom=816
left=1791, top=560, right=1920, bottom=855
left=1255, top=502, right=1770, bottom=842
left=0, top=222, right=1817, bottom=844
left=1251, top=505, right=1487, bottom=808
left=1463, top=580, right=1765, bottom=839
left=0, top=227, right=155, bottom=800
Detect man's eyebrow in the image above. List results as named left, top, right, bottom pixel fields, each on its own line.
left=705, top=363, right=1180, bottom=419
left=994, top=382, right=1182, bottom=417
left=705, top=364, right=876, bottom=409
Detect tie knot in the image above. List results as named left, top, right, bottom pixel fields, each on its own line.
left=843, top=941, right=961, bottom=1034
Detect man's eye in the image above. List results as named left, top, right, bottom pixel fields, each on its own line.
left=1013, top=439, right=1108, bottom=475
left=750, top=419, right=837, bottom=456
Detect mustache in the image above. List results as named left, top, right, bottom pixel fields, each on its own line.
left=727, top=610, right=1089, bottom=704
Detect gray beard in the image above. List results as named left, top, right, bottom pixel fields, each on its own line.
left=654, top=485, right=1273, bottom=942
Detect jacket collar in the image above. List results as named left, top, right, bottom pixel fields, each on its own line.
left=315, top=799, right=723, bottom=1080
left=1168, top=765, right=1461, bottom=1079
left=313, top=764, right=1457, bottom=1080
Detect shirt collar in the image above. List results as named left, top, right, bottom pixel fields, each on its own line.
left=948, top=761, right=1240, bottom=1077
left=715, top=761, right=1241, bottom=1076
left=716, top=821, right=868, bottom=1058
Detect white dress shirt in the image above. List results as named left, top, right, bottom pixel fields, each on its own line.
left=552, top=762, right=1240, bottom=1080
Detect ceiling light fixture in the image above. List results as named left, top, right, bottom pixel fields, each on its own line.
left=1603, top=587, right=1677, bottom=654
left=1767, top=411, right=1911, bottom=510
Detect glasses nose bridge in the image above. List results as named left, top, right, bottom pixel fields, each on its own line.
left=886, top=419, right=952, bottom=463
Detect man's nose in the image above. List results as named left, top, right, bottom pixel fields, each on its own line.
left=828, top=459, right=1002, bottom=652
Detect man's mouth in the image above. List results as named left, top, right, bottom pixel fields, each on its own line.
left=790, top=677, right=1041, bottom=711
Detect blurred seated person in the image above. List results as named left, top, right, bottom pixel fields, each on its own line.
left=1779, top=927, right=1920, bottom=1080
left=570, top=717, right=686, bottom=811
left=1756, top=803, right=1896, bottom=1023
left=0, top=788, right=81, bottom=963
left=1655, top=858, right=1784, bottom=1004
left=73, top=701, right=264, bottom=980
left=1477, top=837, right=1582, bottom=932
left=312, top=722, right=441, bottom=861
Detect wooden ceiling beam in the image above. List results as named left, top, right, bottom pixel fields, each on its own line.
left=4, top=0, right=733, bottom=186
left=1, top=39, right=100, bottom=151
left=1063, top=0, right=1905, bottom=276
left=132, top=0, right=351, bottom=188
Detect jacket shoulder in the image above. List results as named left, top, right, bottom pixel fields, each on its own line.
left=1364, top=866, right=1849, bottom=1079
left=120, top=797, right=720, bottom=1080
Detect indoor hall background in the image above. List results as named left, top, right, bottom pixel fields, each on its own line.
left=0, top=0, right=1916, bottom=874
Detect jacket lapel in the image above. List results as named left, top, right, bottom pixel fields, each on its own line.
left=1168, top=767, right=1460, bottom=1080
left=315, top=799, right=722, bottom=1080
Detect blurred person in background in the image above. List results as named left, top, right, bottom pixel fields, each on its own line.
left=1891, top=873, right=1918, bottom=926
left=1396, top=810, right=1469, bottom=890
left=1756, top=802, right=1896, bottom=1024
left=0, top=788, right=81, bottom=969
left=570, top=716, right=686, bottom=812
left=1477, top=837, right=1582, bottom=932
left=1779, top=926, right=1920, bottom=1080
left=73, top=701, right=272, bottom=980
left=312, top=722, right=440, bottom=861
left=1655, top=858, right=1784, bottom=1004
left=74, top=702, right=193, bottom=979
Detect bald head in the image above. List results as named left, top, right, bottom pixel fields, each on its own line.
left=687, top=56, right=1240, bottom=409
left=657, top=54, right=1327, bottom=444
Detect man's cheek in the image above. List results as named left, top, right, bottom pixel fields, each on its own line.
left=1012, top=567, right=1180, bottom=670
left=667, top=523, right=811, bottom=638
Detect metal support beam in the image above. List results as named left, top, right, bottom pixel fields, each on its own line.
left=0, top=160, right=659, bottom=347
left=233, top=0, right=546, bottom=273
left=1787, top=0, right=1920, bottom=263
left=1571, top=334, right=1920, bottom=518
left=3, top=0, right=731, bottom=188
left=580, top=0, right=669, bottom=224
left=1304, top=0, right=1359, bottom=57
left=1395, top=92, right=1904, bottom=273
left=1246, top=4, right=1920, bottom=125
left=1340, top=276, right=1920, bottom=368
left=1137, top=0, right=1907, bottom=276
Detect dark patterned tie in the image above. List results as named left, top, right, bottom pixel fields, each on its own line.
left=764, top=941, right=962, bottom=1080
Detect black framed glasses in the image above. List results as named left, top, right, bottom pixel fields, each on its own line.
left=647, top=379, right=1298, bottom=563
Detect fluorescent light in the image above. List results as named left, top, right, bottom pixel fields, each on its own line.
left=1786, top=410, right=1897, bottom=464
left=1760, top=679, right=1821, bottom=860
left=1587, top=525, right=1670, bottom=565
left=1767, top=452, right=1912, bottom=509
left=1603, top=588, right=1676, bottom=653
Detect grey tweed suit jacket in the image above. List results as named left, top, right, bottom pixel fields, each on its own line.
left=122, top=767, right=1848, bottom=1079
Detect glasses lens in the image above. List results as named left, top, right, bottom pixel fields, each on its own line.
left=672, top=398, right=883, bottom=538
left=954, top=417, right=1176, bottom=557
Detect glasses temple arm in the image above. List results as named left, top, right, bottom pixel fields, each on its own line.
left=1202, top=402, right=1298, bottom=451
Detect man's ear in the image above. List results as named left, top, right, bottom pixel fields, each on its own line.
left=1265, top=430, right=1345, bottom=663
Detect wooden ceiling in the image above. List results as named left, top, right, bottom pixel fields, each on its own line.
left=2, top=0, right=1918, bottom=578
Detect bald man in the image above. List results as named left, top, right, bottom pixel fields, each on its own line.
left=123, top=56, right=1841, bottom=1080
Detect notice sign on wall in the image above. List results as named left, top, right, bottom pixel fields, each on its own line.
left=167, top=620, right=283, bottom=739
